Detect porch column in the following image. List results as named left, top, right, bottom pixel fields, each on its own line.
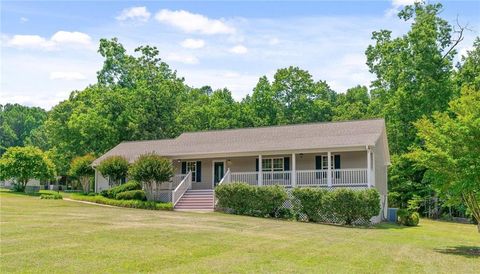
left=367, top=147, right=372, bottom=188
left=258, top=154, right=263, bottom=186
left=327, top=151, right=332, bottom=187
left=291, top=153, right=296, bottom=187
left=372, top=150, right=376, bottom=187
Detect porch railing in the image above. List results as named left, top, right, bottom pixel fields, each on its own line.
left=228, top=168, right=368, bottom=188
left=296, top=170, right=328, bottom=187
left=172, top=171, right=192, bottom=206
left=263, top=171, right=291, bottom=186
left=331, top=168, right=368, bottom=187
left=230, top=171, right=258, bottom=186
left=218, top=168, right=231, bottom=186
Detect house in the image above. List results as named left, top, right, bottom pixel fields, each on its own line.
left=93, top=119, right=390, bottom=218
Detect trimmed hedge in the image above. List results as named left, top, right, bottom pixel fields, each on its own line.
left=100, top=180, right=141, bottom=198
left=215, top=182, right=288, bottom=218
left=71, top=194, right=173, bottom=210
left=116, top=190, right=146, bottom=201
left=397, top=209, right=420, bottom=226
left=292, top=187, right=380, bottom=225
left=40, top=192, right=63, bottom=199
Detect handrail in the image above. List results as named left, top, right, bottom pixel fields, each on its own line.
left=172, top=171, right=192, bottom=206
left=218, top=168, right=231, bottom=186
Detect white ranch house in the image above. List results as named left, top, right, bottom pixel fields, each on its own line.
left=93, top=119, right=390, bottom=218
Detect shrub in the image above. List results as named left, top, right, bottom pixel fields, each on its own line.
left=129, top=154, right=173, bottom=201
left=215, top=183, right=288, bottom=218
left=71, top=194, right=173, bottom=210
left=100, top=180, right=141, bottom=199
left=116, top=190, right=146, bottom=201
left=292, top=188, right=330, bottom=222
left=293, top=188, right=381, bottom=225
left=40, top=193, right=63, bottom=199
left=97, top=156, right=129, bottom=186
left=397, top=209, right=420, bottom=226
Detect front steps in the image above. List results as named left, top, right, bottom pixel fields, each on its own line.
left=174, top=189, right=214, bottom=211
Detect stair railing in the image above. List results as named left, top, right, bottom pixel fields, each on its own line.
left=172, top=171, right=192, bottom=206
left=214, top=169, right=230, bottom=207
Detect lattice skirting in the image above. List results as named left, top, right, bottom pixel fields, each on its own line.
left=281, top=189, right=380, bottom=225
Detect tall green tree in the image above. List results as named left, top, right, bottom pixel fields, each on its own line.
left=455, top=37, right=480, bottom=91
left=410, top=87, right=480, bottom=232
left=0, top=104, right=47, bottom=154
left=366, top=2, right=458, bottom=154
left=333, top=85, right=371, bottom=121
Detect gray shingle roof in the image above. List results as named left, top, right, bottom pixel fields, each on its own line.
left=92, top=119, right=386, bottom=165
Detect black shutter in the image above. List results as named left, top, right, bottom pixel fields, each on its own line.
left=196, top=161, right=202, bottom=182
left=334, top=155, right=341, bottom=179
left=334, top=155, right=341, bottom=169
left=315, top=156, right=321, bottom=170
left=284, top=157, right=290, bottom=171
left=256, top=158, right=259, bottom=171
left=181, top=162, right=187, bottom=174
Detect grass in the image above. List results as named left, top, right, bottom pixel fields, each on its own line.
left=1, top=189, right=479, bottom=273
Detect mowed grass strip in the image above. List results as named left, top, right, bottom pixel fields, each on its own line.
left=1, top=190, right=478, bottom=273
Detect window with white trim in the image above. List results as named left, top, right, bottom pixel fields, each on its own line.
left=262, top=158, right=284, bottom=172
left=186, top=161, right=197, bottom=182
left=321, top=155, right=334, bottom=170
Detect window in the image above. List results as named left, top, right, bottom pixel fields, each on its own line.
left=262, top=158, right=284, bottom=172
left=321, top=155, right=334, bottom=170
left=186, top=161, right=197, bottom=182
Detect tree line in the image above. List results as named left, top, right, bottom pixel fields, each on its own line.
left=1, top=3, right=479, bottom=225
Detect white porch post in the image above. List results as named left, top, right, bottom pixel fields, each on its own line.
left=291, top=153, right=296, bottom=187
left=372, top=150, right=376, bottom=187
left=327, top=151, right=332, bottom=187
left=258, top=154, right=263, bottom=186
left=94, top=169, right=98, bottom=193
left=367, top=147, right=372, bottom=188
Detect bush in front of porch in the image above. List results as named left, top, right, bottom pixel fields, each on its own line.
left=215, top=183, right=289, bottom=218
left=293, top=187, right=380, bottom=225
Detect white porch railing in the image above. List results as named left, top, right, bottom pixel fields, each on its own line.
left=263, top=171, right=291, bottom=186
left=230, top=171, right=258, bottom=186
left=228, top=169, right=368, bottom=188
left=218, top=168, right=231, bottom=186
left=296, top=170, right=328, bottom=187
left=331, top=168, right=368, bottom=187
left=172, top=171, right=192, bottom=206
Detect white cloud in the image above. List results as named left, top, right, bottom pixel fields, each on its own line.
left=229, top=45, right=248, bottom=54
left=180, top=38, right=205, bottom=49
left=5, top=31, right=92, bottom=50
left=7, top=35, right=54, bottom=49
left=155, top=9, right=235, bottom=35
left=20, top=17, right=28, bottom=23
left=49, top=71, right=87, bottom=81
left=51, top=31, right=91, bottom=46
left=165, top=53, right=199, bottom=64
left=116, top=6, right=151, bottom=22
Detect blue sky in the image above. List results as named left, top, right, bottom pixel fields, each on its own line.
left=1, top=0, right=479, bottom=109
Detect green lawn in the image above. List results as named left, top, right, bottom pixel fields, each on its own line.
left=1, top=190, right=478, bottom=273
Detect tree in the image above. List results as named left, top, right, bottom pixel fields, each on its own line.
left=455, top=37, right=480, bottom=92
left=69, top=154, right=96, bottom=193
left=128, top=154, right=173, bottom=201
left=97, top=156, right=129, bottom=186
left=410, top=87, right=480, bottom=232
left=366, top=2, right=459, bottom=154
left=333, top=85, right=371, bottom=121
left=0, top=146, right=55, bottom=191
left=0, top=104, right=47, bottom=155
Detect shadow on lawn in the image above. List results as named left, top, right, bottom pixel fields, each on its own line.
left=435, top=246, right=480, bottom=258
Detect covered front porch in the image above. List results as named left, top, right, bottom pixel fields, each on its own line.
left=172, top=149, right=376, bottom=189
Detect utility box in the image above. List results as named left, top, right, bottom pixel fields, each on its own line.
left=387, top=208, right=398, bottom=223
